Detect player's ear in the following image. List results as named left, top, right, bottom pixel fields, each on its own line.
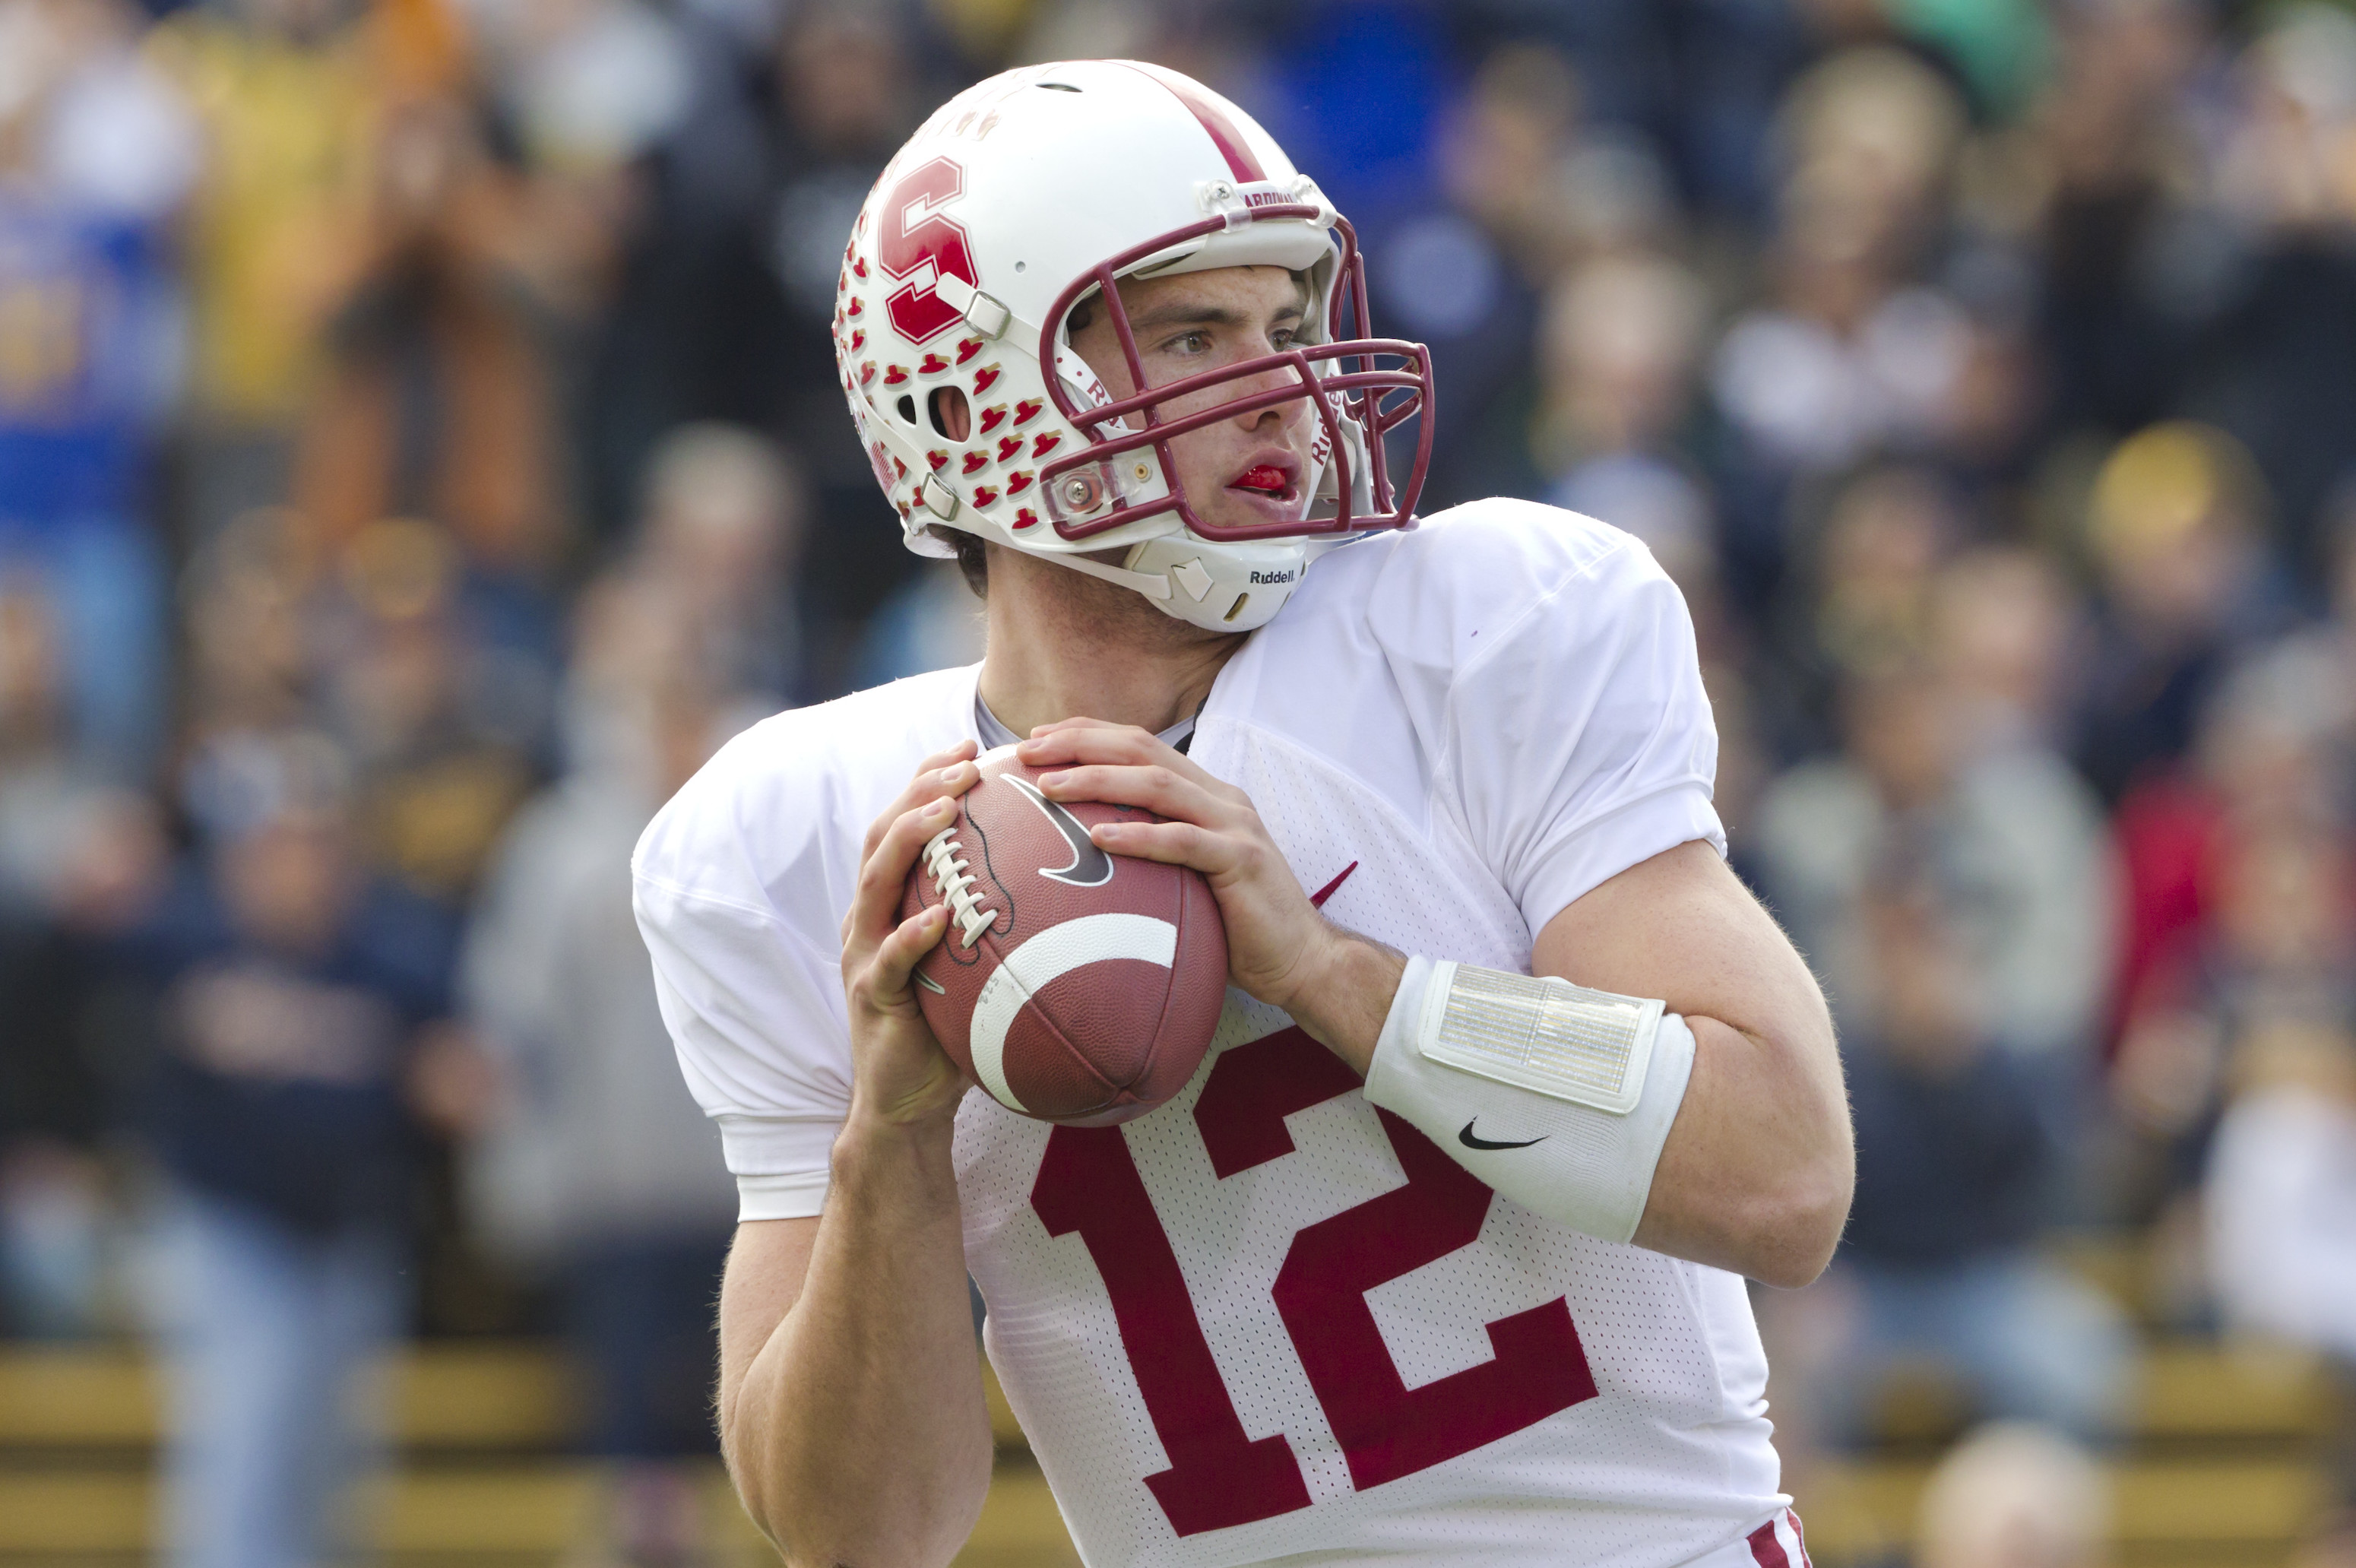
left=929, top=387, right=971, bottom=443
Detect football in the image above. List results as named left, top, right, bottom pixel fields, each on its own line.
left=900, top=746, right=1229, bottom=1124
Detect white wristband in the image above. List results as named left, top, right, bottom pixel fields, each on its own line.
left=1361, top=957, right=1696, bottom=1246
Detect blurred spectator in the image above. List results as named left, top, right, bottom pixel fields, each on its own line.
left=1916, top=1421, right=2108, bottom=1568
left=628, top=421, right=803, bottom=714
left=2116, top=803, right=2351, bottom=1201
left=2070, top=421, right=2287, bottom=803
left=134, top=730, right=470, bottom=1568
left=0, top=0, right=192, bottom=778
left=2204, top=1015, right=2356, bottom=1524
left=2186, top=7, right=2356, bottom=578
left=1709, top=46, right=1974, bottom=603
left=1756, top=657, right=2113, bottom=1072
left=0, top=788, right=167, bottom=1335
left=1927, top=543, right=2076, bottom=754
left=758, top=5, right=923, bottom=690
left=148, top=0, right=381, bottom=540
left=1373, top=42, right=1579, bottom=512
left=1772, top=860, right=2133, bottom=1448
left=2031, top=0, right=2225, bottom=442
left=318, top=517, right=539, bottom=906
left=1709, top=48, right=1972, bottom=463
left=463, top=569, right=752, bottom=1563
left=2206, top=1021, right=2356, bottom=1361
left=290, top=94, right=572, bottom=581
left=1535, top=254, right=1711, bottom=527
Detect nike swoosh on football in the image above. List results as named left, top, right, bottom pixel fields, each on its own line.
left=1003, top=775, right=1114, bottom=888
left=1458, top=1120, right=1546, bottom=1151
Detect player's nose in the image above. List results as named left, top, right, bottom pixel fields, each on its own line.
left=1218, top=355, right=1313, bottom=432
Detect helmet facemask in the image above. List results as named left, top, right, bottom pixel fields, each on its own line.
left=1036, top=200, right=1433, bottom=550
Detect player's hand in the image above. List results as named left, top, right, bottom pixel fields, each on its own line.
left=1016, top=719, right=1344, bottom=1021
left=840, top=740, right=983, bottom=1132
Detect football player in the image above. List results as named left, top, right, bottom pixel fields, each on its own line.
left=635, top=60, right=1850, bottom=1568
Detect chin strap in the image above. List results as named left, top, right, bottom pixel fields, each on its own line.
left=1048, top=546, right=1173, bottom=600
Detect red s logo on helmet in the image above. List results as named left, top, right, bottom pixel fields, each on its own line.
left=876, top=156, right=978, bottom=344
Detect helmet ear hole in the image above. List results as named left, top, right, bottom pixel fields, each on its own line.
left=929, top=387, right=972, bottom=442
left=895, top=394, right=917, bottom=426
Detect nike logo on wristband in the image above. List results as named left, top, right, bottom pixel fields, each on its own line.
left=1458, top=1120, right=1546, bottom=1151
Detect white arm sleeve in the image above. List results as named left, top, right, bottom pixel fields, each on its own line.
left=1363, top=955, right=1696, bottom=1243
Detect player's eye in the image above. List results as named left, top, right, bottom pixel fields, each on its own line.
left=1166, top=331, right=1211, bottom=355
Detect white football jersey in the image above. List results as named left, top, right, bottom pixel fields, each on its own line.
left=634, top=499, right=1795, bottom=1567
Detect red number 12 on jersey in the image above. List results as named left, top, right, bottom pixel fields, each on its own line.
left=1031, top=1027, right=1599, bottom=1537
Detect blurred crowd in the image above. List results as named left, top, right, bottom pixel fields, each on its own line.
left=5, top=0, right=2356, bottom=1563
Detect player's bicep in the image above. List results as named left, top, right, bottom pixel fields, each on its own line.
left=717, top=1217, right=821, bottom=1446
left=1533, top=840, right=1850, bottom=1284
left=1530, top=838, right=1826, bottom=1055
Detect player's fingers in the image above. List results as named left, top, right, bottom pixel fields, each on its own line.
left=1021, top=727, right=1224, bottom=794
left=859, top=755, right=980, bottom=865
left=848, top=796, right=958, bottom=953
left=1085, top=817, right=1244, bottom=878
left=1036, top=762, right=1233, bottom=827
left=855, top=903, right=950, bottom=1009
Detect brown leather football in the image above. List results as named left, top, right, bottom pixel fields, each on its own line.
left=900, top=746, right=1228, bottom=1125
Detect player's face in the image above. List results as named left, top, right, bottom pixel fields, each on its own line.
left=1067, top=265, right=1319, bottom=537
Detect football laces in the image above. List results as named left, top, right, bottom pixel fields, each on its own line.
left=921, top=824, right=998, bottom=949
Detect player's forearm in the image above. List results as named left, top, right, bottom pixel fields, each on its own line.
left=1280, top=921, right=1404, bottom=1075
left=728, top=1117, right=993, bottom=1567
left=1630, top=1009, right=1851, bottom=1288
left=1295, top=911, right=1850, bottom=1287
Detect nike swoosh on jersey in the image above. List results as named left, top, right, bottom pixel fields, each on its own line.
left=1308, top=860, right=1358, bottom=908
left=1002, top=775, right=1114, bottom=887
left=1458, top=1120, right=1546, bottom=1151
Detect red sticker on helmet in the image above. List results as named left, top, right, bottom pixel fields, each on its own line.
left=919, top=353, right=948, bottom=375
left=956, top=337, right=985, bottom=366
left=977, top=404, right=1009, bottom=435
left=971, top=484, right=999, bottom=507
left=1015, top=398, right=1043, bottom=426
left=1031, top=432, right=1060, bottom=458
left=973, top=364, right=1002, bottom=395
left=876, top=157, right=979, bottom=344
left=883, top=365, right=910, bottom=385
left=997, top=436, right=1022, bottom=462
left=961, top=450, right=989, bottom=475
left=1006, top=470, right=1034, bottom=496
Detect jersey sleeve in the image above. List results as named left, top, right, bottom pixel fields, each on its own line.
left=1377, top=502, right=1725, bottom=937
left=632, top=726, right=857, bottom=1222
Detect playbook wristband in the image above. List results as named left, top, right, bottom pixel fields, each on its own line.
left=1361, top=956, right=1696, bottom=1246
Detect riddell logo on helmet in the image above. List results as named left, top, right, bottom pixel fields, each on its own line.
left=1249, top=569, right=1297, bottom=585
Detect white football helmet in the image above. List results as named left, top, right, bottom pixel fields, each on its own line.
left=831, top=59, right=1433, bottom=632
